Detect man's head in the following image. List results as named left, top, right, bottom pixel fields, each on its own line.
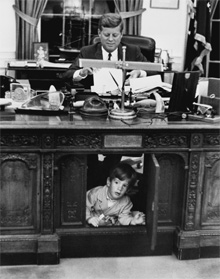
left=98, top=13, right=124, bottom=53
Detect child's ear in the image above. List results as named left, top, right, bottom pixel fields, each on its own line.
left=106, top=177, right=110, bottom=187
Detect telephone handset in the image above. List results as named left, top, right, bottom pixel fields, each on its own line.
left=0, top=75, right=18, bottom=98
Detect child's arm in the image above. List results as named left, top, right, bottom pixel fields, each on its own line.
left=87, top=213, right=115, bottom=227
left=87, top=216, right=100, bottom=227
left=130, top=211, right=146, bottom=225
left=87, top=214, right=105, bottom=227
left=86, top=187, right=101, bottom=223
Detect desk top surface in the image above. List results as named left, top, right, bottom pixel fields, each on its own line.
left=1, top=106, right=219, bottom=131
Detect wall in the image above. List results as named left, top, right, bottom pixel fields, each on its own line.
left=142, top=0, right=188, bottom=71
left=0, top=0, right=188, bottom=75
left=0, top=0, right=16, bottom=75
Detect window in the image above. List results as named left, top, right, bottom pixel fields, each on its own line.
left=41, top=0, right=115, bottom=61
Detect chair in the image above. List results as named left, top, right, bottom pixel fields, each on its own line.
left=91, top=35, right=156, bottom=62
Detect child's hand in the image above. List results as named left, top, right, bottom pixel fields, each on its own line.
left=131, top=211, right=146, bottom=225
left=87, top=216, right=100, bottom=227
left=99, top=216, right=116, bottom=226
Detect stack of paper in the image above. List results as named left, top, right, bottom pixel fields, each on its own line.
left=130, top=75, right=172, bottom=94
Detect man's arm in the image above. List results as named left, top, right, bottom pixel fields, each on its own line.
left=124, top=44, right=148, bottom=84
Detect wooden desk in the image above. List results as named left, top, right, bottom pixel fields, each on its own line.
left=7, top=65, right=68, bottom=91
left=0, top=108, right=220, bottom=264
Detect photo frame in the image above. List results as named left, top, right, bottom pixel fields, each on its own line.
left=150, top=0, right=179, bottom=9
left=33, top=42, right=49, bottom=61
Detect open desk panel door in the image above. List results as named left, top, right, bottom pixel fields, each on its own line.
left=144, top=154, right=160, bottom=251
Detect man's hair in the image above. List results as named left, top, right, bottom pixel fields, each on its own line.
left=98, top=13, right=124, bottom=32
left=109, top=162, right=137, bottom=188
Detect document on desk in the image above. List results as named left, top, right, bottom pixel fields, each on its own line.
left=91, top=68, right=123, bottom=94
left=130, top=75, right=172, bottom=94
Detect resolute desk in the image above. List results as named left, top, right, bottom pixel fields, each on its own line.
left=0, top=107, right=219, bottom=265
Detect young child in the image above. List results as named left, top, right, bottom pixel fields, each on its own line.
left=86, top=162, right=145, bottom=227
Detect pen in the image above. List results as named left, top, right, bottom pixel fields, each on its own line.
left=109, top=71, right=121, bottom=93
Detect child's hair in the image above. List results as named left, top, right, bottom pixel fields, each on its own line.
left=109, top=162, right=137, bottom=188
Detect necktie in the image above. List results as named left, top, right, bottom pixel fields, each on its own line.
left=108, top=52, right=112, bottom=60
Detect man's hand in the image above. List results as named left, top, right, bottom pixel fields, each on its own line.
left=79, top=67, right=93, bottom=78
left=124, top=70, right=142, bottom=85
left=128, top=70, right=142, bottom=79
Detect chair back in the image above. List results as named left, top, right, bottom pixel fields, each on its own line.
left=91, top=35, right=155, bottom=62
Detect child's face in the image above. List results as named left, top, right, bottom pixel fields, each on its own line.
left=107, top=177, right=129, bottom=200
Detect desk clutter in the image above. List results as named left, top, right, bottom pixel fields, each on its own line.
left=1, top=73, right=220, bottom=122
left=188, top=77, right=220, bottom=123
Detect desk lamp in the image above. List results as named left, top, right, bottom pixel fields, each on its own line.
left=108, top=46, right=136, bottom=120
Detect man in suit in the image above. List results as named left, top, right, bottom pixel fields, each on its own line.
left=63, top=13, right=148, bottom=89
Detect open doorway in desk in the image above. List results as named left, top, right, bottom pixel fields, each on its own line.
left=86, top=154, right=146, bottom=228
left=54, top=152, right=185, bottom=257
left=86, top=152, right=185, bottom=229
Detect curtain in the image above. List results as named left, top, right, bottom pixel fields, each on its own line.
left=113, top=0, right=145, bottom=35
left=13, top=0, right=48, bottom=60
left=184, top=0, right=212, bottom=76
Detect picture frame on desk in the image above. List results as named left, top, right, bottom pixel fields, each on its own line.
left=33, top=42, right=49, bottom=62
left=150, top=0, right=179, bottom=9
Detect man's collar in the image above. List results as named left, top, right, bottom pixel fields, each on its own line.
left=101, top=46, right=118, bottom=61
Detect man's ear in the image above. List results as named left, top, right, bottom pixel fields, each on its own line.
left=106, top=177, right=110, bottom=187
left=98, top=29, right=101, bottom=37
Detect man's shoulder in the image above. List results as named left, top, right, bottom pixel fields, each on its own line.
left=81, top=42, right=100, bottom=53
left=121, top=42, right=140, bottom=51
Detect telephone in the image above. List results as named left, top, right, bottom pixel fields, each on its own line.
left=0, top=75, right=17, bottom=98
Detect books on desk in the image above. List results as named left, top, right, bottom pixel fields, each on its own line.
left=9, top=61, right=36, bottom=67
left=8, top=60, right=71, bottom=69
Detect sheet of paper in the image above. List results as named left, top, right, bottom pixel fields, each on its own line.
left=130, top=75, right=172, bottom=93
left=42, top=61, right=71, bottom=68
left=196, top=79, right=209, bottom=103
left=91, top=68, right=123, bottom=94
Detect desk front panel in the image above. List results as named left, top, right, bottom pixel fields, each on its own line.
left=0, top=113, right=220, bottom=262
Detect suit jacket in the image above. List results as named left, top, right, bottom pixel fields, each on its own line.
left=63, top=42, right=148, bottom=88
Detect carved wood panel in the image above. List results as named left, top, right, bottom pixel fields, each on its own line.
left=185, top=152, right=200, bottom=231
left=54, top=154, right=87, bottom=228
left=201, top=151, right=220, bottom=226
left=0, top=153, right=39, bottom=232
left=144, top=134, right=188, bottom=148
left=0, top=132, right=40, bottom=148
left=156, top=153, right=186, bottom=226
left=56, top=133, right=102, bottom=149
left=42, top=153, right=54, bottom=233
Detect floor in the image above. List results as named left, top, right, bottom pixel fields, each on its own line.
left=0, top=254, right=220, bottom=279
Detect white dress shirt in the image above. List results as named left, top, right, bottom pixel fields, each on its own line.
left=102, top=47, right=118, bottom=61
